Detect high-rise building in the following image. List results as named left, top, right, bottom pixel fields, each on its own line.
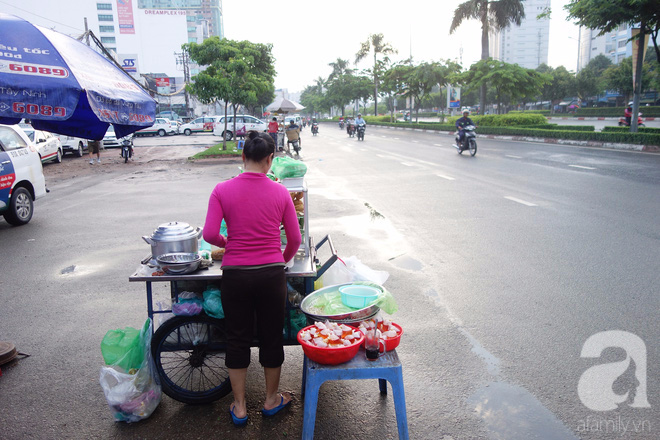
left=491, top=0, right=551, bottom=69
left=577, top=24, right=648, bottom=71
left=137, top=0, right=224, bottom=40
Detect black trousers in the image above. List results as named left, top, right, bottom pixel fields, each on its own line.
left=220, top=266, right=286, bottom=369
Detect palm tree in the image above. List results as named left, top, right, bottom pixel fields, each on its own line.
left=328, top=58, right=352, bottom=81
left=314, top=76, right=326, bottom=94
left=355, top=33, right=397, bottom=116
left=450, top=0, right=525, bottom=113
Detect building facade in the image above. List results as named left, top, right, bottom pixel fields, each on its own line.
left=492, top=0, right=551, bottom=69
left=577, top=24, right=641, bottom=71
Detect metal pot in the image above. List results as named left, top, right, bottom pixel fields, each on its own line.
left=143, top=221, right=202, bottom=259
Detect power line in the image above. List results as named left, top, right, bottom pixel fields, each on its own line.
left=0, top=0, right=85, bottom=33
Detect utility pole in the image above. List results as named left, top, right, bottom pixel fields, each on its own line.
left=175, top=49, right=192, bottom=118
left=84, top=17, right=90, bottom=46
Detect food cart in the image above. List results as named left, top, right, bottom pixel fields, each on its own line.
left=129, top=178, right=338, bottom=404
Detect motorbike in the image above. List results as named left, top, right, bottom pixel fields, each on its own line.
left=339, top=120, right=344, bottom=130
left=311, top=123, right=319, bottom=136
left=454, top=125, right=477, bottom=156
left=356, top=123, right=366, bottom=141
left=120, top=138, right=134, bottom=163
left=618, top=114, right=644, bottom=127
left=347, top=123, right=356, bottom=137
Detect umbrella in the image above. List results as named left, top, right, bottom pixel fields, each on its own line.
left=0, top=13, right=156, bottom=140
left=265, top=97, right=305, bottom=114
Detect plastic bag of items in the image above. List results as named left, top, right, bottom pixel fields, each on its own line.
left=99, top=319, right=161, bottom=422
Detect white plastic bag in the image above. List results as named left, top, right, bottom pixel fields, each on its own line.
left=343, top=256, right=389, bottom=285
left=315, top=256, right=389, bottom=289
left=99, top=319, right=162, bottom=422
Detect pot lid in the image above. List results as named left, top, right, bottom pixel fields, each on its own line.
left=0, top=341, right=17, bottom=366
left=150, top=222, right=199, bottom=242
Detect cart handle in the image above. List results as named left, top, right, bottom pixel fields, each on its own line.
left=314, top=234, right=338, bottom=279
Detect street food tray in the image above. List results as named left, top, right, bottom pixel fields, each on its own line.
left=129, top=245, right=317, bottom=282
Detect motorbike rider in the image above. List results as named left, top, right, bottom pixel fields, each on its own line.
left=455, top=110, right=475, bottom=147
left=285, top=119, right=301, bottom=150
left=355, top=113, right=366, bottom=126
left=624, top=102, right=633, bottom=126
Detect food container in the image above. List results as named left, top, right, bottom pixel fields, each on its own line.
left=156, top=253, right=202, bottom=274
left=300, top=283, right=381, bottom=324
left=359, top=322, right=403, bottom=353
left=297, top=325, right=364, bottom=365
left=339, top=285, right=380, bottom=309
left=143, top=222, right=202, bottom=259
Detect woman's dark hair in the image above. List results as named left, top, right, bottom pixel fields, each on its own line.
left=243, top=130, right=275, bottom=162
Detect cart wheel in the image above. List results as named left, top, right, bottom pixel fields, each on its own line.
left=151, top=315, right=231, bottom=404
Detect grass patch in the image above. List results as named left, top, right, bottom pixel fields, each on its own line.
left=190, top=140, right=243, bottom=159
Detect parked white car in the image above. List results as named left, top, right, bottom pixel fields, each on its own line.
left=57, top=135, right=88, bottom=157
left=21, top=126, right=63, bottom=164
left=135, top=118, right=177, bottom=137
left=103, top=125, right=134, bottom=148
left=213, top=115, right=268, bottom=140
left=0, top=124, right=48, bottom=225
left=180, top=115, right=221, bottom=136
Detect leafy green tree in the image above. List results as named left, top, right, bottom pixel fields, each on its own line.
left=300, top=85, right=327, bottom=118
left=461, top=59, right=550, bottom=113
left=185, top=37, right=275, bottom=149
left=381, top=63, right=409, bottom=121
left=565, top=0, right=660, bottom=65
left=536, top=64, right=577, bottom=112
left=450, top=0, right=526, bottom=111
left=355, top=33, right=397, bottom=116
left=575, top=54, right=612, bottom=103
left=602, top=57, right=652, bottom=102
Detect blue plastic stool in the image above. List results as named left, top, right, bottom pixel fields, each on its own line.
left=236, top=140, right=245, bottom=150
left=301, top=349, right=409, bottom=440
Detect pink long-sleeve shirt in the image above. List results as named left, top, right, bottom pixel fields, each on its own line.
left=203, top=172, right=302, bottom=267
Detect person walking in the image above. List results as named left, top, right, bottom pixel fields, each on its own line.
left=202, top=131, right=301, bottom=427
left=88, top=139, right=102, bottom=164
left=268, top=117, right=279, bottom=149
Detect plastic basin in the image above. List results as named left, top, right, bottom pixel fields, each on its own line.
left=339, top=285, right=380, bottom=309
left=297, top=325, right=364, bottom=365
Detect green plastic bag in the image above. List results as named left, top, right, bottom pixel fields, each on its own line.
left=270, top=156, right=307, bottom=179
left=203, top=286, right=224, bottom=319
left=306, top=282, right=398, bottom=316
left=100, top=320, right=148, bottom=372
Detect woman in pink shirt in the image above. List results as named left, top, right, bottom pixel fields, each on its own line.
left=203, top=131, right=301, bottom=426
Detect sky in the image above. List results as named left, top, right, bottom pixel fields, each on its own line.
left=224, top=0, right=581, bottom=93
left=0, top=0, right=581, bottom=93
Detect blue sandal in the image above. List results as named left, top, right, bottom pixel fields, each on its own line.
left=230, top=405, right=248, bottom=426
left=261, top=393, right=292, bottom=417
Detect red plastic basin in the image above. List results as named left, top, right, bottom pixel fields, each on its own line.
left=297, top=324, right=364, bottom=365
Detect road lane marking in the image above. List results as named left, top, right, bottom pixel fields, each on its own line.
left=394, top=137, right=400, bottom=140
left=569, top=164, right=596, bottom=170
left=504, top=196, right=537, bottom=207
left=436, top=174, right=455, bottom=180
left=412, top=140, right=419, bottom=143
left=434, top=143, right=443, bottom=147
left=381, top=135, right=388, bottom=138
left=400, top=162, right=415, bottom=167
left=506, top=155, right=522, bottom=159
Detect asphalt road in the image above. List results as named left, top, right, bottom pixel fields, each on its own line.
left=0, top=126, right=658, bottom=439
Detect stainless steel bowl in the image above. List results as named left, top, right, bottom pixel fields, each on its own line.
left=156, top=252, right=202, bottom=274
left=300, top=283, right=381, bottom=324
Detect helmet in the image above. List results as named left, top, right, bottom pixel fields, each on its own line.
left=628, top=101, right=633, bottom=106
left=463, top=110, right=470, bottom=115
left=358, top=113, right=362, bottom=116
